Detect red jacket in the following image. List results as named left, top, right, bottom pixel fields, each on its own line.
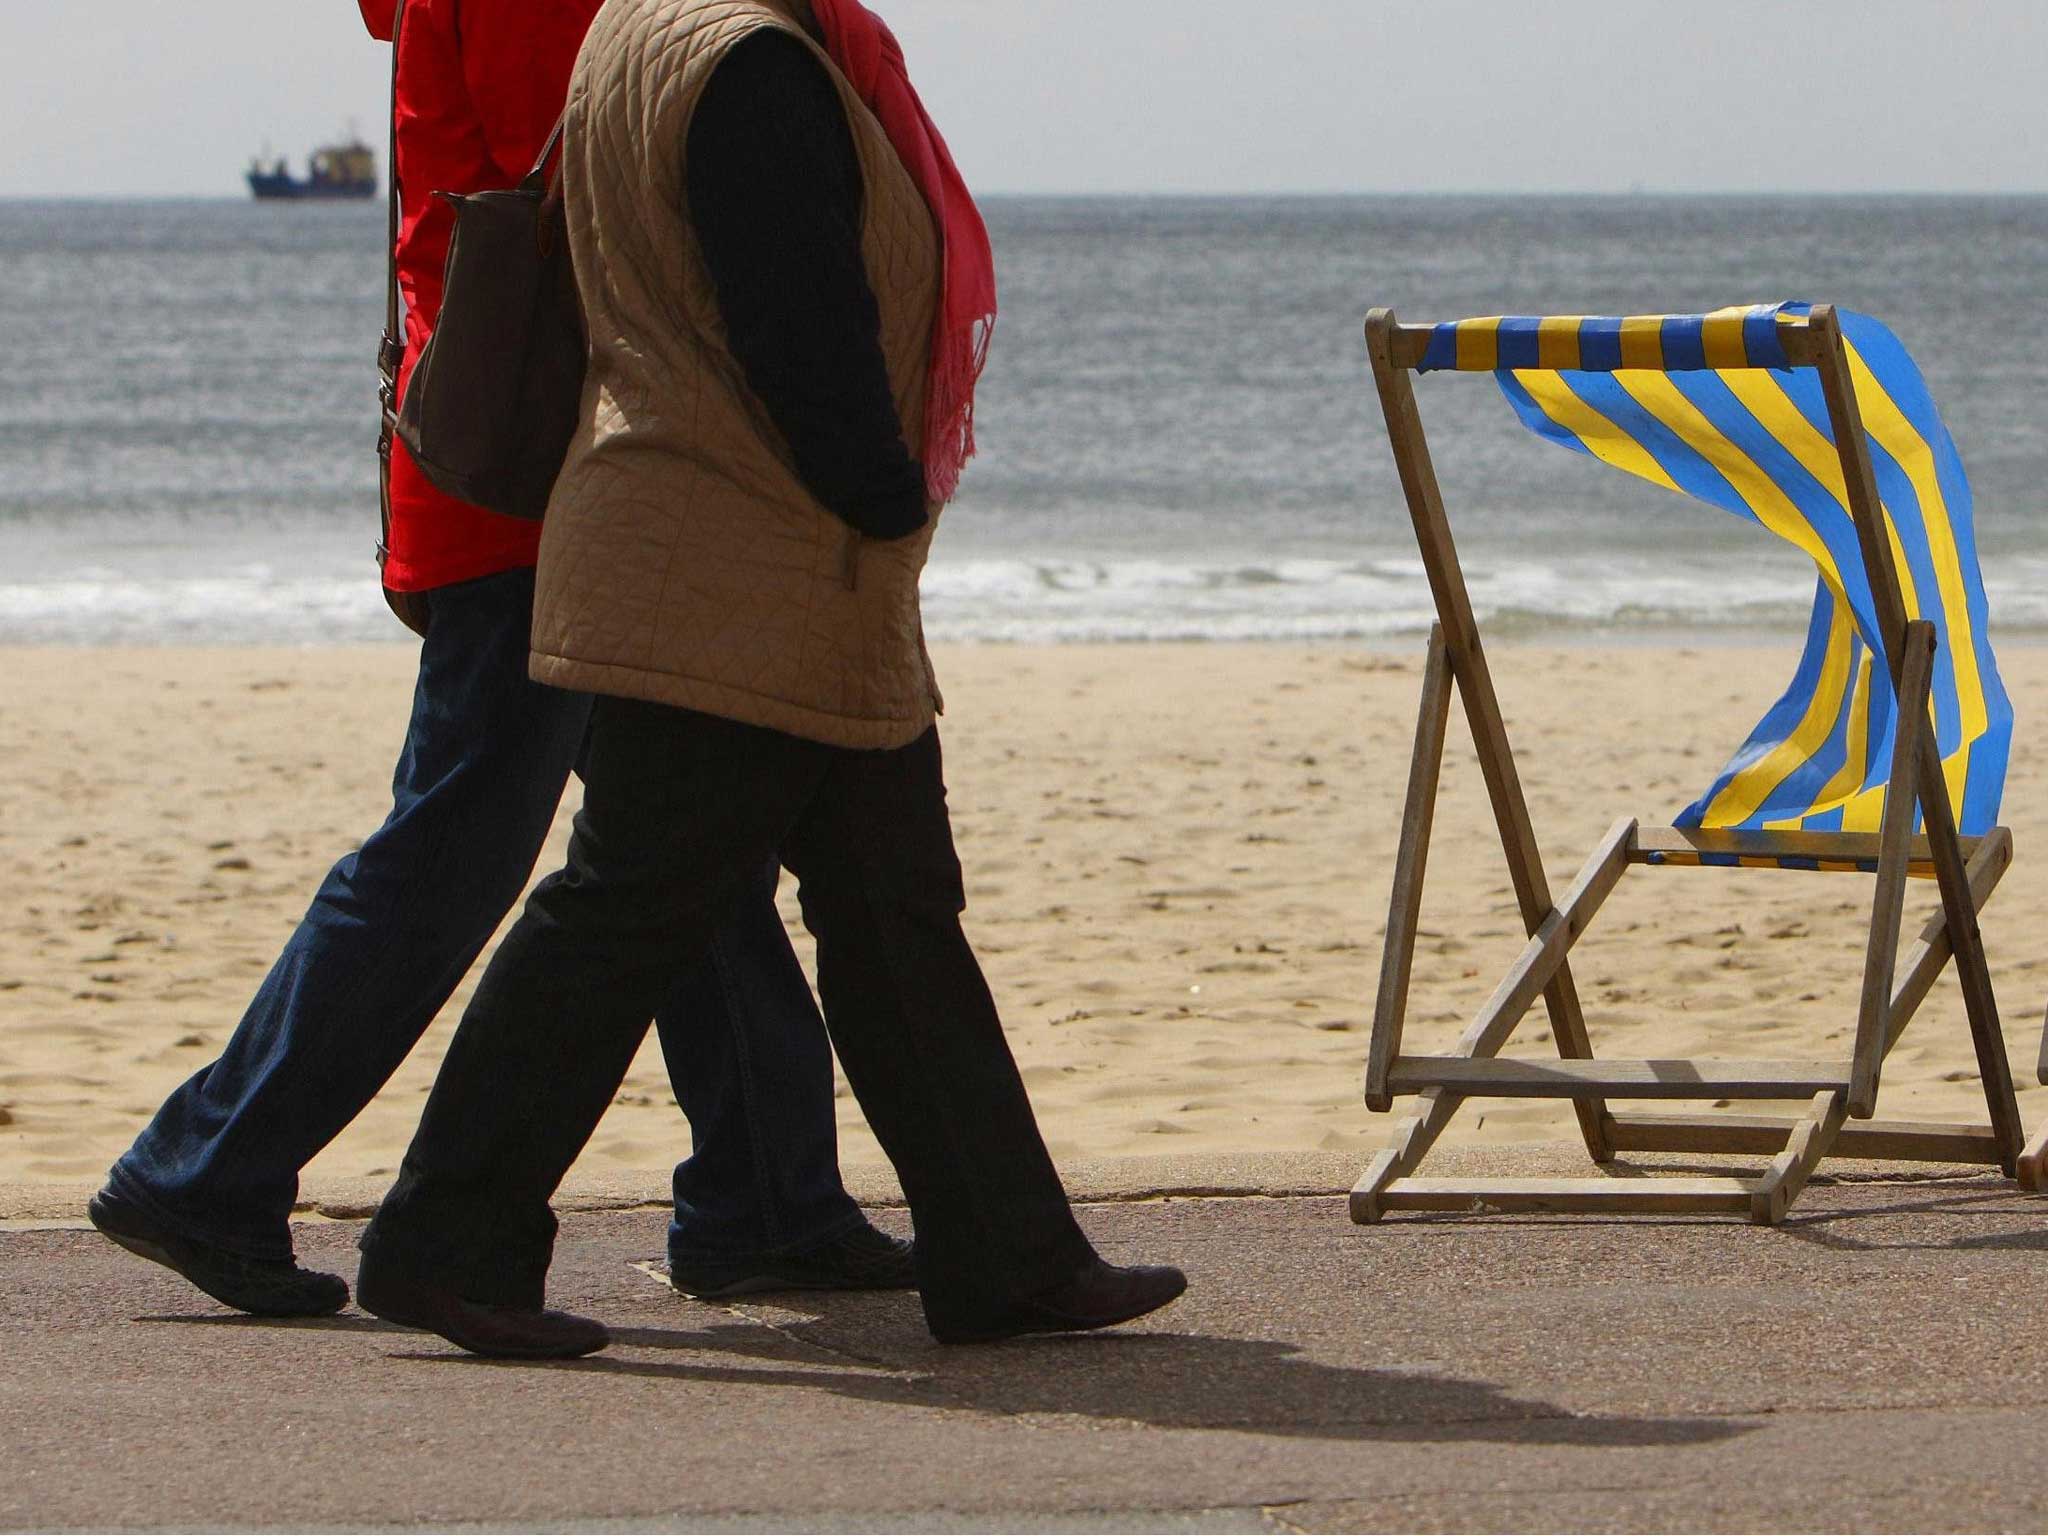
left=359, top=0, right=604, bottom=592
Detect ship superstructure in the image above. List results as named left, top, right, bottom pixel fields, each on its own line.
left=247, top=138, right=377, bottom=201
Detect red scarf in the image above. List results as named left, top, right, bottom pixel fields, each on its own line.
left=808, top=0, right=995, bottom=505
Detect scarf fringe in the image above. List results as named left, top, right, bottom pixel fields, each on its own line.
left=923, top=314, right=993, bottom=505
left=810, top=0, right=996, bottom=509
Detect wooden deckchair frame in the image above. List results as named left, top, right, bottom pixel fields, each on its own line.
left=1354, top=304, right=2039, bottom=1225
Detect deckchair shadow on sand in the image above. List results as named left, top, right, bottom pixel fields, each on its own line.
left=1353, top=302, right=2048, bottom=1225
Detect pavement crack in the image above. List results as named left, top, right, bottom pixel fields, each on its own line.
left=1260, top=1496, right=1316, bottom=1533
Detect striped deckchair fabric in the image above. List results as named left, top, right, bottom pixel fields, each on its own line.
left=1420, top=301, right=2010, bottom=850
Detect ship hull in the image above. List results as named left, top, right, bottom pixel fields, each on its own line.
left=247, top=171, right=377, bottom=201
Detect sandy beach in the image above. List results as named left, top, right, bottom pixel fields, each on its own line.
left=5, top=639, right=2047, bottom=1199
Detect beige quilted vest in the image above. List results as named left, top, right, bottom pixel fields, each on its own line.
left=533, top=0, right=945, bottom=750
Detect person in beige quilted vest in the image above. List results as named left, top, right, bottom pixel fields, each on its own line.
left=354, top=0, right=1186, bottom=1359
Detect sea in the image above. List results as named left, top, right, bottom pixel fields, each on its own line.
left=2, top=194, right=2044, bottom=647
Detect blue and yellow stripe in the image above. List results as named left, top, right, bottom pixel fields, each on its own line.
left=1419, top=306, right=1796, bottom=375
left=1449, top=302, right=2009, bottom=842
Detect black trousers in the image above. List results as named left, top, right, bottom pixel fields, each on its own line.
left=361, top=699, right=1095, bottom=1334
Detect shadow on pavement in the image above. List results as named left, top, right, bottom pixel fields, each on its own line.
left=375, top=1321, right=1750, bottom=1450
left=1777, top=1186, right=2048, bottom=1252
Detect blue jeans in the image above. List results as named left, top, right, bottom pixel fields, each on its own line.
left=108, top=566, right=861, bottom=1266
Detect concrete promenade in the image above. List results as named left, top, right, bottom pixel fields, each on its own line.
left=6, top=1148, right=2048, bottom=1533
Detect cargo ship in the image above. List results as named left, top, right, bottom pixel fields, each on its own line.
left=247, top=137, right=378, bottom=201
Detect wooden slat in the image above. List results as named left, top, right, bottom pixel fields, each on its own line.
left=1749, top=1091, right=1849, bottom=1224
left=1387, top=1056, right=1850, bottom=1100
left=1852, top=621, right=1935, bottom=1116
left=1377, top=1176, right=1756, bottom=1216
left=1365, top=308, right=1611, bottom=1162
left=1385, top=326, right=1435, bottom=371
left=1365, top=627, right=1454, bottom=1112
left=1604, top=1112, right=2005, bottom=1165
left=1628, top=824, right=1977, bottom=874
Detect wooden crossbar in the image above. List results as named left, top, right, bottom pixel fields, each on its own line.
left=1352, top=303, right=2037, bottom=1227
left=1373, top=1177, right=1757, bottom=1217
left=1379, top=319, right=1832, bottom=374
left=1385, top=1057, right=1852, bottom=1100
left=1605, top=1113, right=2003, bottom=1165
left=1630, top=825, right=1978, bottom=877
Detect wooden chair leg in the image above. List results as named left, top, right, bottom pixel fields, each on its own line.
left=1749, top=1091, right=1849, bottom=1225
left=1885, top=829, right=2011, bottom=1056
left=1851, top=622, right=1934, bottom=1117
left=1816, top=312, right=2023, bottom=1172
left=1366, top=626, right=1452, bottom=1113
left=2019, top=1117, right=2048, bottom=1194
left=1352, top=1091, right=1455, bottom=1223
left=1913, top=730, right=2023, bottom=1174
left=2038, top=997, right=2048, bottom=1088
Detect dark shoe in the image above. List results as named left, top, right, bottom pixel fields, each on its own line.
left=87, top=1189, right=349, bottom=1318
left=668, top=1219, right=916, bottom=1300
left=355, top=1254, right=609, bottom=1360
left=931, top=1259, right=1188, bottom=1345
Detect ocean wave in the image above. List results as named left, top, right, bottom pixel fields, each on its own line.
left=9, top=550, right=2048, bottom=647
left=916, top=553, right=1816, bottom=643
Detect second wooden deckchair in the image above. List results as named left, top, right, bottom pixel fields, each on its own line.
left=1353, top=302, right=2035, bottom=1225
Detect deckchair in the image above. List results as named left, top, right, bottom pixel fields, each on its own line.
left=1353, top=302, right=2042, bottom=1224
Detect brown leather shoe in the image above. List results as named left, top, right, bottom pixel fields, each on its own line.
left=931, top=1260, right=1187, bottom=1345
left=356, top=1255, right=609, bottom=1360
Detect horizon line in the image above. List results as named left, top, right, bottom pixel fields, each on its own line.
left=6, top=186, right=2048, bottom=203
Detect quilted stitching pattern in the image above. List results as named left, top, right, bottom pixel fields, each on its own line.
left=534, top=0, right=945, bottom=750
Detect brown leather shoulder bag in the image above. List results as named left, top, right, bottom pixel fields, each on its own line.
left=393, top=115, right=587, bottom=526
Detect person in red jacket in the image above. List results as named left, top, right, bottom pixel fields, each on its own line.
left=86, top=0, right=910, bottom=1316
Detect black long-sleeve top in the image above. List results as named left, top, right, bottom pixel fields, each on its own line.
left=686, top=30, right=929, bottom=541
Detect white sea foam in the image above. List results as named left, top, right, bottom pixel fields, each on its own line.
left=0, top=565, right=384, bottom=646
left=13, top=548, right=2048, bottom=648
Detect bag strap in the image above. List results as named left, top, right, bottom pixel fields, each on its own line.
left=524, top=116, right=569, bottom=191
left=528, top=112, right=571, bottom=257
left=375, top=0, right=408, bottom=572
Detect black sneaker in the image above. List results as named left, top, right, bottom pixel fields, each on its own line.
left=669, top=1219, right=916, bottom=1300
left=86, top=1189, right=349, bottom=1318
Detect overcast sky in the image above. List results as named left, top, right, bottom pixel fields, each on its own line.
left=7, top=0, right=2046, bottom=198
